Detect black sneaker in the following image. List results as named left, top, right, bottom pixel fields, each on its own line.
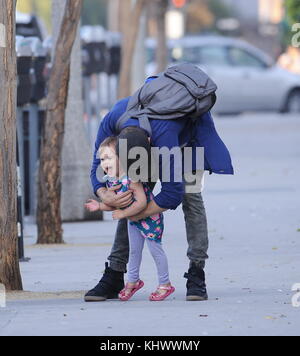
left=84, top=263, right=125, bottom=302
left=184, top=263, right=208, bottom=301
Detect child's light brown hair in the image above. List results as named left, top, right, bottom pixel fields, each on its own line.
left=99, top=136, right=118, bottom=155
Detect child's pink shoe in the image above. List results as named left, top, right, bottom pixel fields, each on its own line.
left=149, top=285, right=175, bottom=301
left=119, top=280, right=144, bottom=301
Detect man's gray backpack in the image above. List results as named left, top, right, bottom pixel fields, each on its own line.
left=116, top=63, right=217, bottom=136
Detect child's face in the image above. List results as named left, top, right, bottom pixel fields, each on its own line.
left=99, top=145, right=119, bottom=178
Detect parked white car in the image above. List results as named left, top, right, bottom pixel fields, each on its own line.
left=146, top=35, right=300, bottom=114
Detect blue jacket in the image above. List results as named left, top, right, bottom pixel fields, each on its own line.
left=91, top=97, right=234, bottom=210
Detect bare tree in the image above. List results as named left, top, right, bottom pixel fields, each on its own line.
left=52, top=0, right=93, bottom=223
left=36, top=0, right=83, bottom=244
left=0, top=0, right=23, bottom=290
left=118, top=0, right=147, bottom=99
left=155, top=0, right=168, bottom=73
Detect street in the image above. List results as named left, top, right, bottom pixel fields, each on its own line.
left=1, top=112, right=300, bottom=336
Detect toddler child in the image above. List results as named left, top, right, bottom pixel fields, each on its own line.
left=85, top=136, right=175, bottom=301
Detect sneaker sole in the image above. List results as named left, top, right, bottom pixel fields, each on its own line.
left=84, top=294, right=119, bottom=302
left=186, top=295, right=208, bottom=301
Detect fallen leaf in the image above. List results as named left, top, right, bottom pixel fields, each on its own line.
left=265, top=316, right=276, bottom=320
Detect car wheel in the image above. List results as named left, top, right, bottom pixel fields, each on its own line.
left=286, top=90, right=300, bottom=113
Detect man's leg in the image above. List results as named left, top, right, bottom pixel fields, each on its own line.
left=182, top=187, right=209, bottom=301
left=108, top=218, right=130, bottom=272
left=84, top=218, right=129, bottom=301
left=182, top=192, right=209, bottom=268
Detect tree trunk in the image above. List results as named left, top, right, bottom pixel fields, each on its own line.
left=0, top=0, right=23, bottom=290
left=36, top=0, right=83, bottom=244
left=155, top=0, right=168, bottom=73
left=52, top=0, right=93, bottom=223
left=118, top=0, right=146, bottom=99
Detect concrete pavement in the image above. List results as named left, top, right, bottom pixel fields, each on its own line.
left=1, top=112, right=300, bottom=336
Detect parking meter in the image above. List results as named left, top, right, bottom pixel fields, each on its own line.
left=81, top=26, right=107, bottom=76
left=106, top=32, right=121, bottom=75
left=93, top=26, right=107, bottom=74
left=42, top=36, right=53, bottom=87
left=81, top=26, right=95, bottom=76
left=16, top=36, right=33, bottom=106
left=16, top=12, right=44, bottom=40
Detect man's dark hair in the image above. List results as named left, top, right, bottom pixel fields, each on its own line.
left=117, top=126, right=152, bottom=182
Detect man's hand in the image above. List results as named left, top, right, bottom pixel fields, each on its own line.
left=97, top=186, right=134, bottom=209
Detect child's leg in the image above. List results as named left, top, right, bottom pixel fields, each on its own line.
left=146, top=239, right=170, bottom=286
left=127, top=222, right=145, bottom=283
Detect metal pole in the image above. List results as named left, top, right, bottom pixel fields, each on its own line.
left=28, top=103, right=39, bottom=217
left=16, top=132, right=30, bottom=262
left=100, top=72, right=109, bottom=110
left=16, top=107, right=25, bottom=218
left=83, top=76, right=93, bottom=144
left=110, top=74, right=118, bottom=108
left=96, top=73, right=102, bottom=124
left=107, top=71, right=112, bottom=109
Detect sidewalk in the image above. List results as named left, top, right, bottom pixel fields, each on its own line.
left=1, top=113, right=300, bottom=336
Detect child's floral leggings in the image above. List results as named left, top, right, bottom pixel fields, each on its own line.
left=127, top=222, right=170, bottom=285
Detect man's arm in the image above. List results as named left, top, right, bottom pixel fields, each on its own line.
left=152, top=127, right=184, bottom=210
left=98, top=186, right=134, bottom=209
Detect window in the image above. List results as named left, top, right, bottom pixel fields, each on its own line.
left=198, top=46, right=230, bottom=66
left=228, top=47, right=266, bottom=68
left=171, top=45, right=229, bottom=66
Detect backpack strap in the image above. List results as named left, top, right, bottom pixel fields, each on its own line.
left=115, top=113, right=152, bottom=136
left=115, top=87, right=142, bottom=134
left=138, top=114, right=152, bottom=136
